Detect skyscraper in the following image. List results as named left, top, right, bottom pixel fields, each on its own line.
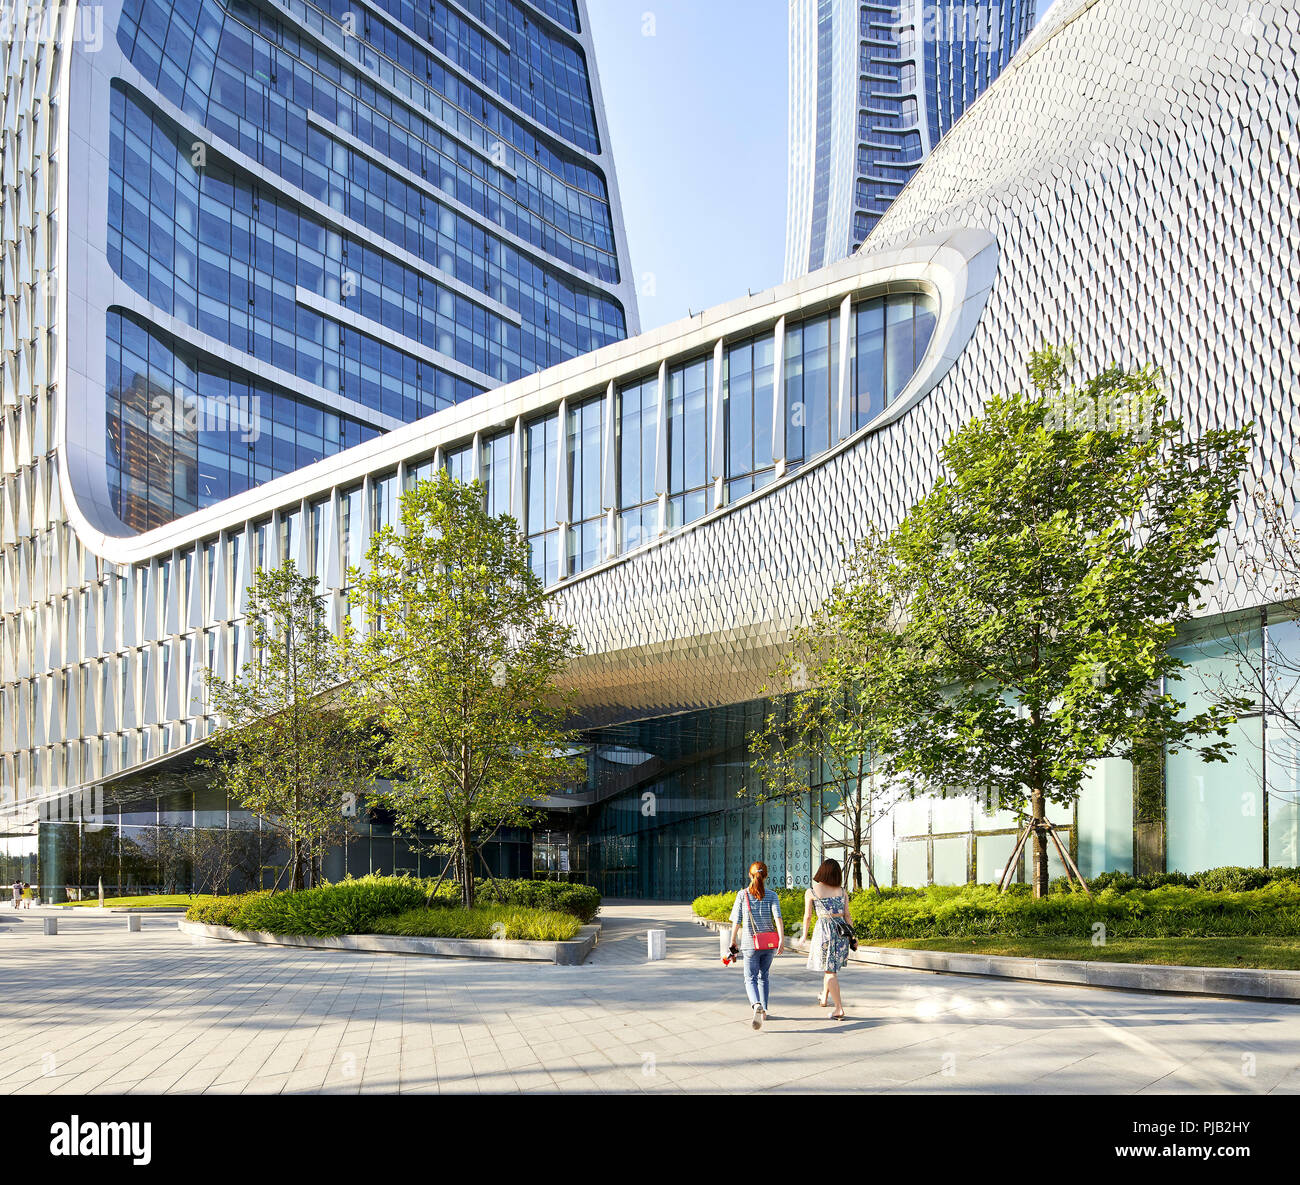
left=74, top=0, right=638, bottom=532
left=785, top=0, right=1036, bottom=279
left=0, top=0, right=637, bottom=825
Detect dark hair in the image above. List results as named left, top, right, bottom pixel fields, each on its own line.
left=813, top=859, right=842, bottom=889
left=747, top=861, right=769, bottom=899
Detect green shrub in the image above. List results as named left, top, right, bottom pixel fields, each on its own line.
left=1072, top=870, right=1191, bottom=894
left=186, top=883, right=582, bottom=941
left=694, top=870, right=1300, bottom=941
left=691, top=887, right=809, bottom=935
left=844, top=880, right=1300, bottom=940
left=186, top=892, right=267, bottom=926
left=371, top=905, right=581, bottom=942
left=690, top=892, right=731, bottom=923
left=1189, top=865, right=1300, bottom=892
left=225, top=876, right=428, bottom=937
left=427, top=878, right=601, bottom=922
left=1077, top=867, right=1300, bottom=895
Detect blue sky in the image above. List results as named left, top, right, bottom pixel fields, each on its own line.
left=588, top=0, right=1059, bottom=331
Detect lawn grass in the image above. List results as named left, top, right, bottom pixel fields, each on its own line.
left=868, top=936, right=1300, bottom=970
left=54, top=894, right=221, bottom=909
left=370, top=904, right=582, bottom=942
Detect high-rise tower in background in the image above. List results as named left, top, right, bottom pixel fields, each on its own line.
left=785, top=0, right=1035, bottom=279
left=91, top=0, right=637, bottom=530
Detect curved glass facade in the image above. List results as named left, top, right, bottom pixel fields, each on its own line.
left=104, top=0, right=633, bottom=529
left=504, top=289, right=938, bottom=583
left=106, top=311, right=382, bottom=528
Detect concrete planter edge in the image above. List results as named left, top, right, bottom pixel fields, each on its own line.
left=177, top=918, right=601, bottom=965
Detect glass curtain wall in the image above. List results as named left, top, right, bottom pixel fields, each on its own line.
left=785, top=312, right=839, bottom=470
left=618, top=374, right=659, bottom=552
left=567, top=397, right=606, bottom=575
left=1167, top=622, right=1264, bottom=871
left=724, top=335, right=776, bottom=502
left=1266, top=614, right=1300, bottom=867
left=481, top=431, right=512, bottom=518
left=24, top=785, right=530, bottom=901
left=665, top=358, right=712, bottom=528
left=851, top=292, right=938, bottom=429
left=526, top=413, right=561, bottom=585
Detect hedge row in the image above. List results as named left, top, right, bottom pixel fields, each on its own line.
left=184, top=875, right=601, bottom=936
left=691, top=869, right=1300, bottom=941
left=847, top=881, right=1300, bottom=939
left=692, top=888, right=809, bottom=934
left=431, top=878, right=601, bottom=923
left=186, top=877, right=428, bottom=936
left=187, top=892, right=268, bottom=928
left=1081, top=866, right=1300, bottom=894
left=371, top=905, right=581, bottom=941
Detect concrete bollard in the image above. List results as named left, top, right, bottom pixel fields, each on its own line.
left=647, top=928, right=666, bottom=961
left=43, top=917, right=57, bottom=936
left=127, top=915, right=141, bottom=932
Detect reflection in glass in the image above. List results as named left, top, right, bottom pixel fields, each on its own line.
left=666, top=357, right=711, bottom=527
left=724, top=335, right=775, bottom=502
left=1167, top=626, right=1264, bottom=870
left=618, top=375, right=658, bottom=552
left=567, top=397, right=606, bottom=575
left=1267, top=616, right=1300, bottom=866
left=526, top=414, right=559, bottom=584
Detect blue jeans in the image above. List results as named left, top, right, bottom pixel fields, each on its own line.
left=742, top=949, right=775, bottom=1010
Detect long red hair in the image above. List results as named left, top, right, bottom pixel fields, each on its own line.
left=747, top=861, right=768, bottom=900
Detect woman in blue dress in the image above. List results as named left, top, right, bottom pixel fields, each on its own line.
left=800, top=858, right=850, bottom=1020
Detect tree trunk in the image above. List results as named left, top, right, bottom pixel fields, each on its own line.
left=460, top=821, right=475, bottom=908
left=291, top=840, right=306, bottom=892
left=292, top=774, right=305, bottom=891
left=1031, top=786, right=1048, bottom=899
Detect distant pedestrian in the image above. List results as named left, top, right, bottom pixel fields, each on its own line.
left=801, top=858, right=851, bottom=1020
left=727, top=860, right=784, bottom=1030
left=21, top=882, right=34, bottom=909
left=10, top=879, right=20, bottom=909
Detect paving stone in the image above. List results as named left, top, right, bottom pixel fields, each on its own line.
left=1, top=902, right=1299, bottom=1094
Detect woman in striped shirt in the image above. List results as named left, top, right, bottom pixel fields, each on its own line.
left=727, top=860, right=785, bottom=1030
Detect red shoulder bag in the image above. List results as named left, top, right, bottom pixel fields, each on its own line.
left=743, top=891, right=780, bottom=951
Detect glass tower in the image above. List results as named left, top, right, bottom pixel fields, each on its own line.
left=785, top=0, right=1036, bottom=279
left=101, top=0, right=638, bottom=530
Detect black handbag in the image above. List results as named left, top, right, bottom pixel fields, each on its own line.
left=833, top=917, right=858, bottom=951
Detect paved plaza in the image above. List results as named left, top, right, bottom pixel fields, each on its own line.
left=2, top=901, right=1300, bottom=1095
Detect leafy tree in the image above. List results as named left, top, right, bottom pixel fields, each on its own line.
left=205, top=561, right=373, bottom=891
left=183, top=823, right=266, bottom=896
left=874, top=347, right=1252, bottom=896
left=353, top=472, right=581, bottom=907
left=750, top=534, right=909, bottom=893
